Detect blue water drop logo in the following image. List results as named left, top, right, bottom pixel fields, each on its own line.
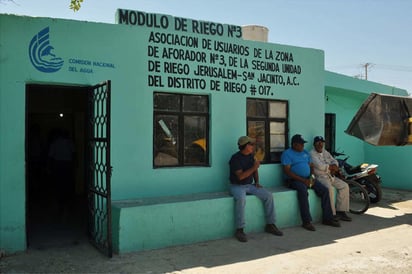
left=28, top=27, right=64, bottom=73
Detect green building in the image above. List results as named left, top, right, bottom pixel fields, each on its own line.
left=0, top=10, right=410, bottom=256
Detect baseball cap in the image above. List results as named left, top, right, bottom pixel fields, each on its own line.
left=313, top=136, right=326, bottom=143
left=238, top=136, right=255, bottom=146
left=291, top=134, right=307, bottom=144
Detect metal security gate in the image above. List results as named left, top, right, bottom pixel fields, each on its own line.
left=87, top=80, right=112, bottom=257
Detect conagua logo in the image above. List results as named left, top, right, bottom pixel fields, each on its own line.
left=29, top=27, right=64, bottom=73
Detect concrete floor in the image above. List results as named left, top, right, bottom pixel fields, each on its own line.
left=1, top=188, right=412, bottom=273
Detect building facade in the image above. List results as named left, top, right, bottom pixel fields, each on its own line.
left=0, top=10, right=410, bottom=255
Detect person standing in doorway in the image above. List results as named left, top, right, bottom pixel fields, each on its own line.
left=229, top=136, right=283, bottom=242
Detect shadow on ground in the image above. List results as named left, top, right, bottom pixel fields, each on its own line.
left=1, top=188, right=411, bottom=273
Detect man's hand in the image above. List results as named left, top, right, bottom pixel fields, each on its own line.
left=283, top=164, right=310, bottom=187
left=329, top=164, right=339, bottom=174
left=253, top=160, right=260, bottom=170
left=255, top=182, right=262, bottom=188
left=304, top=178, right=314, bottom=188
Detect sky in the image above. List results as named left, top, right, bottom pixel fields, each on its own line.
left=2, top=0, right=412, bottom=95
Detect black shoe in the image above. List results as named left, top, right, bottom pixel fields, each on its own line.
left=235, top=229, right=248, bottom=242
left=322, top=219, right=341, bottom=227
left=302, top=222, right=316, bottom=231
left=333, top=215, right=340, bottom=221
left=265, top=224, right=283, bottom=236
left=337, top=211, right=352, bottom=222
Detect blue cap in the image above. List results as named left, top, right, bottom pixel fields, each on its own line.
left=313, top=136, right=325, bottom=143
left=291, top=134, right=307, bottom=144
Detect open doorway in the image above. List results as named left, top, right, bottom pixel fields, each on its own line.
left=26, top=84, right=88, bottom=249
left=325, top=113, right=336, bottom=153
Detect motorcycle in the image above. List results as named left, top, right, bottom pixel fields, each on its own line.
left=332, top=151, right=382, bottom=203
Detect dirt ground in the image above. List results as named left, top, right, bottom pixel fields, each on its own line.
left=1, top=188, right=412, bottom=273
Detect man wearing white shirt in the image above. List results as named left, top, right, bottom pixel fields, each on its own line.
left=310, top=136, right=352, bottom=221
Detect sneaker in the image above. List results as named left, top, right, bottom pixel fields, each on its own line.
left=265, top=224, right=283, bottom=236
left=235, top=229, right=248, bottom=242
left=302, top=222, right=316, bottom=231
left=337, top=211, right=352, bottom=222
left=322, top=219, right=341, bottom=227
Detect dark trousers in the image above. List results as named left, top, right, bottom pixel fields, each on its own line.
left=288, top=180, right=334, bottom=224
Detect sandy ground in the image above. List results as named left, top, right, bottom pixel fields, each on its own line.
left=1, top=188, right=412, bottom=273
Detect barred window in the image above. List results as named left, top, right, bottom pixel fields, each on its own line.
left=247, top=98, right=288, bottom=163
left=154, top=92, right=209, bottom=167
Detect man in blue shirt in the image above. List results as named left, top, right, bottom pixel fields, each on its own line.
left=281, top=134, right=340, bottom=231
left=229, top=136, right=283, bottom=242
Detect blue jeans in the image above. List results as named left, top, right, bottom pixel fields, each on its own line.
left=229, top=184, right=276, bottom=229
left=288, top=180, right=334, bottom=224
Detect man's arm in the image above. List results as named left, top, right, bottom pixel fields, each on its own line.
left=233, top=160, right=260, bottom=181
left=324, top=150, right=339, bottom=166
left=253, top=168, right=261, bottom=187
left=323, top=150, right=339, bottom=174
left=283, top=164, right=311, bottom=187
left=310, top=150, right=329, bottom=173
left=311, top=150, right=339, bottom=175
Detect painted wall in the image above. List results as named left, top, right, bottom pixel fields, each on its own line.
left=0, top=15, right=129, bottom=253
left=2, top=10, right=409, bottom=253
left=325, top=71, right=412, bottom=189
left=107, top=10, right=325, bottom=200
left=0, top=12, right=324, bottom=252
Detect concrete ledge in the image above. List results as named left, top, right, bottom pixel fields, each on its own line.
left=112, top=186, right=323, bottom=253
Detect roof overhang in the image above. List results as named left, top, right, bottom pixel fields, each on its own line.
left=345, top=93, right=412, bottom=146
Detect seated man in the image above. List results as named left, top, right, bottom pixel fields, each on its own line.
left=310, top=136, right=352, bottom=221
left=281, top=134, right=340, bottom=231
left=229, top=136, right=283, bottom=242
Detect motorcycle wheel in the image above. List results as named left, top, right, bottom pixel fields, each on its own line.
left=346, top=180, right=370, bottom=214
left=360, top=176, right=382, bottom=203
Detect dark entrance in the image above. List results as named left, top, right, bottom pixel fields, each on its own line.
left=26, top=84, right=89, bottom=249
left=26, top=82, right=112, bottom=257
left=325, top=113, right=336, bottom=153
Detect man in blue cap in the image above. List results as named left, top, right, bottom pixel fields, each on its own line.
left=229, top=136, right=283, bottom=242
left=281, top=134, right=340, bottom=231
